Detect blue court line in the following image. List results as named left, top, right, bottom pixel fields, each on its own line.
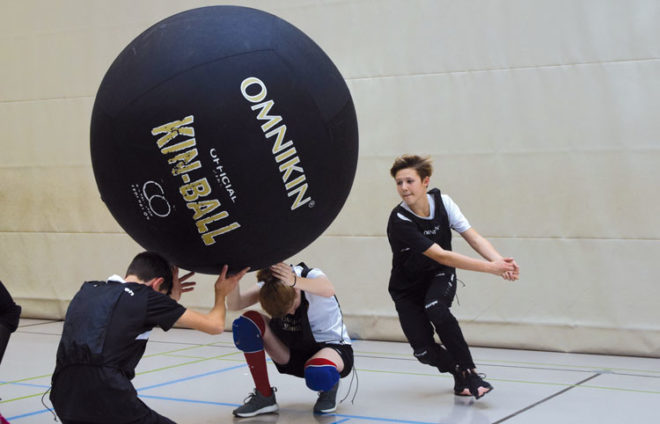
left=4, top=363, right=249, bottom=421
left=6, top=351, right=434, bottom=424
left=137, top=362, right=248, bottom=392
left=0, top=381, right=50, bottom=389
left=326, top=414, right=437, bottom=424
left=7, top=409, right=53, bottom=421
left=139, top=394, right=439, bottom=424
left=140, top=394, right=240, bottom=408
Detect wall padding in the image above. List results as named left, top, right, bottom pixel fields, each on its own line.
left=1, top=0, right=658, bottom=357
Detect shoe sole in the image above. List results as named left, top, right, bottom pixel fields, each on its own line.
left=233, top=404, right=279, bottom=417
left=314, top=406, right=337, bottom=414
left=473, top=386, right=493, bottom=400
left=454, top=390, right=472, bottom=397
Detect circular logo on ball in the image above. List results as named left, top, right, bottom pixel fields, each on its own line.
left=90, top=6, right=359, bottom=273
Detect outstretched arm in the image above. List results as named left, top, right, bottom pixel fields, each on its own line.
left=175, top=265, right=250, bottom=334
left=460, top=228, right=519, bottom=280
left=270, top=262, right=335, bottom=297
left=423, top=243, right=517, bottom=278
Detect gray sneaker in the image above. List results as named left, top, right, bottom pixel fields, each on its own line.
left=233, top=388, right=278, bottom=417
left=313, top=382, right=338, bottom=414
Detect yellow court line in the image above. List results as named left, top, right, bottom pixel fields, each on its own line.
left=354, top=350, right=660, bottom=375
left=137, top=351, right=241, bottom=376
left=357, top=368, right=660, bottom=395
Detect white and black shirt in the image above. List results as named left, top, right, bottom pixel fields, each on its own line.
left=266, top=265, right=351, bottom=347
left=293, top=265, right=350, bottom=345
left=387, top=188, right=470, bottom=291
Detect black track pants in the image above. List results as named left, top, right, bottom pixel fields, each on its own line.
left=393, top=272, right=475, bottom=371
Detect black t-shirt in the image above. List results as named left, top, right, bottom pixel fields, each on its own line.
left=387, top=188, right=455, bottom=293
left=51, top=280, right=185, bottom=423
left=269, top=292, right=316, bottom=350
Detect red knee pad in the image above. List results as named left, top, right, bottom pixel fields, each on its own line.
left=243, top=310, right=266, bottom=334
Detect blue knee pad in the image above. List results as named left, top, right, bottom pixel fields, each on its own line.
left=304, top=359, right=340, bottom=391
left=232, top=314, right=264, bottom=353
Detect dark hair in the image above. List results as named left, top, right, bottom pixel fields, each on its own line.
left=257, top=268, right=296, bottom=319
left=125, top=251, right=173, bottom=295
left=390, top=154, right=433, bottom=180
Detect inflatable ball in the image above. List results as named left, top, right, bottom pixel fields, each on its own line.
left=90, top=6, right=358, bottom=273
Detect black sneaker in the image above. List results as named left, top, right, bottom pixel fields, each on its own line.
left=313, top=382, right=339, bottom=414
left=233, top=387, right=278, bottom=417
left=453, top=372, right=471, bottom=396
left=466, top=372, right=493, bottom=399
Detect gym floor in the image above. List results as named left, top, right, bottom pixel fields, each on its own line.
left=1, top=319, right=658, bottom=423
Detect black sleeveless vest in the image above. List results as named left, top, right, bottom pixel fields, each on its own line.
left=57, top=281, right=125, bottom=368
left=394, top=188, right=455, bottom=282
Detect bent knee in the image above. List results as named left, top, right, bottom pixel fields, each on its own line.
left=424, top=298, right=453, bottom=324
left=232, top=311, right=266, bottom=353
left=413, top=344, right=454, bottom=372
left=304, top=358, right=339, bottom=391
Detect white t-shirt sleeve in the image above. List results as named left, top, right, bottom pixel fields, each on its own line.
left=441, top=194, right=471, bottom=233
left=294, top=266, right=350, bottom=344
left=293, top=266, right=326, bottom=279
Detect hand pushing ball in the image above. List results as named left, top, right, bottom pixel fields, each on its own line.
left=90, top=6, right=358, bottom=273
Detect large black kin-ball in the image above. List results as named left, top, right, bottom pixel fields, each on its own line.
left=90, top=6, right=358, bottom=274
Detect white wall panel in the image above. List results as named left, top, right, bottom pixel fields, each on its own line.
left=0, top=166, right=119, bottom=233
left=1, top=0, right=658, bottom=357
left=351, top=61, right=660, bottom=156
left=1, top=99, right=93, bottom=166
